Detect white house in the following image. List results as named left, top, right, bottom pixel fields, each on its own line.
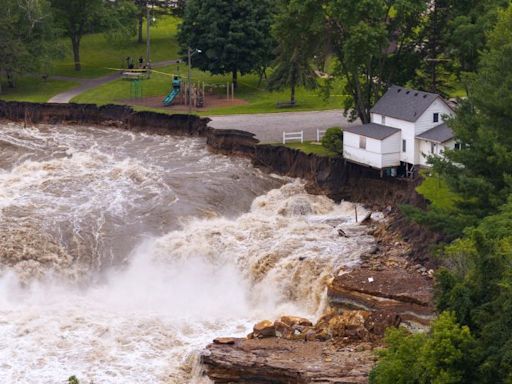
left=343, top=85, right=456, bottom=176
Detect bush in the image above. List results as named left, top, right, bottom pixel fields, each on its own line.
left=68, top=376, right=79, bottom=384
left=321, top=127, right=343, bottom=154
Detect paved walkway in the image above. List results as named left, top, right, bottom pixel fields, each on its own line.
left=48, top=60, right=179, bottom=104
left=208, top=110, right=360, bottom=143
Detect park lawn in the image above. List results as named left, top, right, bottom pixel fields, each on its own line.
left=279, top=141, right=338, bottom=157
left=0, top=77, right=79, bottom=103
left=416, top=169, right=460, bottom=210
left=72, top=64, right=347, bottom=115
left=52, top=15, right=180, bottom=79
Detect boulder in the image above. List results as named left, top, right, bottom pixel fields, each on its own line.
left=253, top=320, right=276, bottom=338
left=273, top=321, right=293, bottom=339
left=213, top=337, right=236, bottom=345
left=279, top=316, right=313, bottom=328
left=315, top=311, right=371, bottom=341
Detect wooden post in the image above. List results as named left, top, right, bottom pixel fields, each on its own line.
left=231, top=83, right=235, bottom=100
left=227, top=82, right=230, bottom=99
left=354, top=206, right=358, bottom=223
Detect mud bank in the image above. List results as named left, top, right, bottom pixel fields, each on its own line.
left=0, top=101, right=210, bottom=136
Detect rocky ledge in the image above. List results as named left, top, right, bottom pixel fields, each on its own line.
left=328, top=267, right=434, bottom=328
left=202, top=337, right=374, bottom=384
left=201, top=312, right=395, bottom=384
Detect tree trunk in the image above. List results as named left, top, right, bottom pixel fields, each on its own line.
left=138, top=12, right=144, bottom=44
left=232, top=69, right=238, bottom=89
left=72, top=35, right=81, bottom=71
left=290, top=82, right=296, bottom=104
left=6, top=71, right=15, bottom=88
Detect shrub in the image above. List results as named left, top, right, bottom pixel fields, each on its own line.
left=321, top=127, right=343, bottom=154
left=68, top=376, right=80, bottom=384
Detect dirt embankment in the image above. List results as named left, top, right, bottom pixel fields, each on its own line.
left=0, top=100, right=211, bottom=137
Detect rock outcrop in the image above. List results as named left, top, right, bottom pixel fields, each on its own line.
left=328, top=268, right=434, bottom=327
left=201, top=308, right=403, bottom=383
left=202, top=337, right=375, bottom=384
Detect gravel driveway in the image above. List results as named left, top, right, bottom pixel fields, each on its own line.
left=208, top=110, right=360, bottom=143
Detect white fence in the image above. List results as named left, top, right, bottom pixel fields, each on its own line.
left=282, top=131, right=304, bottom=144
left=316, top=129, right=326, bottom=142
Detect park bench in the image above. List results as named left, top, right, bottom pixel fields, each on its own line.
left=276, top=100, right=296, bottom=108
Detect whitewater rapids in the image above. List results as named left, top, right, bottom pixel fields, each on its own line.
left=0, top=123, right=377, bottom=383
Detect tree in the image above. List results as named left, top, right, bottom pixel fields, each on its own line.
left=0, top=0, right=59, bottom=92
left=370, top=312, right=476, bottom=384
left=447, top=0, right=509, bottom=74
left=321, top=127, right=343, bottom=154
left=268, top=0, right=320, bottom=104
left=413, top=0, right=455, bottom=96
left=133, top=0, right=175, bottom=44
left=50, top=0, right=136, bottom=71
left=434, top=199, right=512, bottom=383
left=177, top=0, right=274, bottom=88
left=324, top=0, right=426, bottom=123
left=431, top=5, right=512, bottom=219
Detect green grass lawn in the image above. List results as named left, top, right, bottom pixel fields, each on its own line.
left=72, top=64, right=347, bottom=115
left=279, top=141, right=338, bottom=157
left=52, top=15, right=180, bottom=79
left=0, top=77, right=79, bottom=103
left=416, top=169, right=460, bottom=210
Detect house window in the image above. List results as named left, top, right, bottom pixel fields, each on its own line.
left=433, top=113, right=439, bottom=123
left=431, top=142, right=436, bottom=154
left=359, top=136, right=367, bottom=149
left=381, top=115, right=386, bottom=125
left=402, top=140, right=407, bottom=153
left=455, top=142, right=461, bottom=150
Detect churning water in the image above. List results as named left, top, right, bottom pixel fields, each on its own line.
left=0, top=123, right=376, bottom=383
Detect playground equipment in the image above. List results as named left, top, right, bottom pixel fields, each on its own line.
left=121, top=68, right=150, bottom=100
left=163, top=76, right=182, bottom=106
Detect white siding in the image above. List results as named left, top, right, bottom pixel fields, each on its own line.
left=415, top=98, right=453, bottom=135
left=343, top=131, right=401, bottom=169
left=417, top=138, right=457, bottom=167
left=381, top=132, right=401, bottom=167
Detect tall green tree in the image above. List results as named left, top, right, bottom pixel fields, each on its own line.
left=431, top=5, right=512, bottom=219
left=267, top=0, right=321, bottom=104
left=322, top=0, right=426, bottom=123
left=50, top=0, right=136, bottom=71
left=447, top=0, right=509, bottom=74
left=177, top=0, right=274, bottom=88
left=0, top=0, right=59, bottom=92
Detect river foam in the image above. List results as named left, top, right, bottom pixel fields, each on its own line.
left=0, top=123, right=376, bottom=383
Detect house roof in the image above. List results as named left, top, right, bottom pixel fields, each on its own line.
left=344, top=123, right=401, bottom=140
left=416, top=123, right=454, bottom=143
left=371, top=85, right=451, bottom=122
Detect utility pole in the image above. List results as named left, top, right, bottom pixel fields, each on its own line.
left=188, top=47, right=192, bottom=114
left=146, top=3, right=151, bottom=70
left=187, top=47, right=201, bottom=114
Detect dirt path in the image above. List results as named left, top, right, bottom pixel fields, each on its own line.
left=48, top=60, right=179, bottom=104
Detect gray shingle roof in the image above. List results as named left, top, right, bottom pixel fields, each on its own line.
left=416, top=123, right=454, bottom=143
left=371, top=85, right=449, bottom=122
left=344, top=123, right=400, bottom=140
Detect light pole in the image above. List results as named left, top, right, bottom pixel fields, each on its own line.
left=146, top=3, right=156, bottom=71
left=187, top=47, right=201, bottom=114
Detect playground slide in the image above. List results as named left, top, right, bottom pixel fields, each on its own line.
left=163, top=87, right=180, bottom=106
